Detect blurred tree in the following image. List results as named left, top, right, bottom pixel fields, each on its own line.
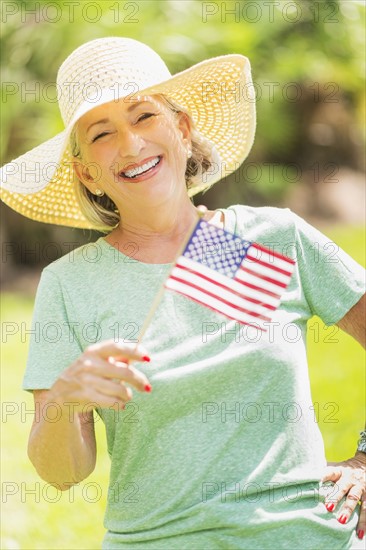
left=0, top=0, right=365, bottom=275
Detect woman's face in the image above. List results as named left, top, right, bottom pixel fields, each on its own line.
left=73, top=95, right=191, bottom=208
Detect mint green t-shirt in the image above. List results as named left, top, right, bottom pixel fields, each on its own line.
left=23, top=205, right=365, bottom=549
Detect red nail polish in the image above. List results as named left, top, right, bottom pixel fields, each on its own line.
left=338, top=515, right=348, bottom=524
left=326, top=503, right=335, bottom=512
left=357, top=530, right=364, bottom=540
left=144, top=384, right=152, bottom=392
left=142, top=355, right=151, bottom=362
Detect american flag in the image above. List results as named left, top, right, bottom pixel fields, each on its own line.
left=164, top=219, right=295, bottom=331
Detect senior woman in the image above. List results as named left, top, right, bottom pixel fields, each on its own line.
left=1, top=37, right=365, bottom=549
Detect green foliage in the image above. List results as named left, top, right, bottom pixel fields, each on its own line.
left=1, top=0, right=365, bottom=255
left=1, top=0, right=365, bottom=162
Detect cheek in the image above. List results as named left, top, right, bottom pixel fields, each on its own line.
left=158, top=124, right=186, bottom=160
left=83, top=145, right=115, bottom=170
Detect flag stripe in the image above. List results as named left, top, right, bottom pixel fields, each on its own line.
left=239, top=266, right=287, bottom=289
left=170, top=266, right=275, bottom=316
left=248, top=246, right=295, bottom=273
left=174, top=262, right=278, bottom=310
left=176, top=256, right=281, bottom=307
left=168, top=274, right=271, bottom=321
left=252, top=242, right=295, bottom=264
left=241, top=258, right=291, bottom=285
left=235, top=269, right=285, bottom=295
left=246, top=253, right=293, bottom=276
left=165, top=277, right=267, bottom=330
left=249, top=246, right=295, bottom=272
left=233, top=279, right=281, bottom=300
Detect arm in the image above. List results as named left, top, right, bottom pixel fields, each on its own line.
left=28, top=389, right=97, bottom=490
left=27, top=340, right=152, bottom=491
left=322, top=293, right=366, bottom=538
left=336, top=292, right=365, bottom=348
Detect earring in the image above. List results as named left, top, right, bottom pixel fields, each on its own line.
left=95, top=188, right=104, bottom=196
left=187, top=148, right=192, bottom=159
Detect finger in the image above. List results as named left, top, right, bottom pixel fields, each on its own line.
left=357, top=499, right=366, bottom=540
left=321, top=466, right=343, bottom=483
left=72, top=387, right=127, bottom=411
left=79, top=373, right=134, bottom=402
left=80, top=354, right=152, bottom=392
left=323, top=475, right=351, bottom=510
left=86, top=339, right=150, bottom=363
left=336, top=486, right=364, bottom=524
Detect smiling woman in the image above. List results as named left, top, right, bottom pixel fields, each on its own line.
left=71, top=95, right=216, bottom=231
left=70, top=95, right=219, bottom=231
left=0, top=36, right=365, bottom=550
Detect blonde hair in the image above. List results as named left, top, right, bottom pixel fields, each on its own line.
left=71, top=95, right=216, bottom=232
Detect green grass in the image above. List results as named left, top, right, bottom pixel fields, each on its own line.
left=1, top=295, right=109, bottom=549
left=306, top=225, right=365, bottom=461
left=1, top=225, right=365, bottom=549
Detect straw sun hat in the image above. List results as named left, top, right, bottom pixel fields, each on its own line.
left=0, top=37, right=256, bottom=229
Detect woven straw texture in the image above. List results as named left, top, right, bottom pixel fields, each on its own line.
left=0, top=37, right=256, bottom=229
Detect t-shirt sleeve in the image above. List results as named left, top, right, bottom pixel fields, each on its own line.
left=23, top=268, right=83, bottom=391
left=290, top=210, right=365, bottom=325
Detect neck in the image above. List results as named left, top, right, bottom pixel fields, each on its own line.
left=106, top=192, right=202, bottom=262
left=123, top=199, right=196, bottom=237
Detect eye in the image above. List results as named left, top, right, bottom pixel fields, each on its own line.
left=91, top=131, right=110, bottom=143
left=136, top=112, right=156, bottom=123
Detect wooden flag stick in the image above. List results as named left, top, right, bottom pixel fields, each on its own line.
left=136, top=206, right=207, bottom=344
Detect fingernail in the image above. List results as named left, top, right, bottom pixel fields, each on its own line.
left=144, top=384, right=152, bottom=392
left=357, top=530, right=364, bottom=540
left=338, top=515, right=348, bottom=524
left=142, top=356, right=151, bottom=362
left=326, top=503, right=335, bottom=512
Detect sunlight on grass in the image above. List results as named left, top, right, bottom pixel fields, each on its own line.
left=306, top=225, right=365, bottom=461
left=1, top=294, right=109, bottom=549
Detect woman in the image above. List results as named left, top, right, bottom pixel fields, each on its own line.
left=1, top=37, right=365, bottom=549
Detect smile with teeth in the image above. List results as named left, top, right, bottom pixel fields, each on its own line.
left=121, top=156, right=161, bottom=179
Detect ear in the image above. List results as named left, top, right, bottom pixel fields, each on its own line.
left=177, top=111, right=191, bottom=142
left=72, top=158, right=97, bottom=194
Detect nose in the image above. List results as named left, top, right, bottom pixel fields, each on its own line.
left=117, top=126, right=145, bottom=158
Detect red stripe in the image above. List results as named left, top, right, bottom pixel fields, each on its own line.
left=252, top=243, right=295, bottom=264
left=168, top=273, right=271, bottom=321
left=246, top=254, right=292, bottom=276
left=175, top=262, right=275, bottom=310
left=233, top=278, right=281, bottom=299
left=239, top=266, right=287, bottom=289
left=165, top=286, right=266, bottom=331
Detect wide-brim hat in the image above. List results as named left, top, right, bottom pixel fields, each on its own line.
left=0, top=37, right=256, bottom=229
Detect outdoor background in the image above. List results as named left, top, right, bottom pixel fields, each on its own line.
left=1, top=0, right=365, bottom=548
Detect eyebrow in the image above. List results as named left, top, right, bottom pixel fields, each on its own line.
left=86, top=101, right=154, bottom=134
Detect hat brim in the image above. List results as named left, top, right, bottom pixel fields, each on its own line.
left=1, top=54, right=256, bottom=229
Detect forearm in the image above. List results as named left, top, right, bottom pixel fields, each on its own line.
left=28, top=399, right=96, bottom=490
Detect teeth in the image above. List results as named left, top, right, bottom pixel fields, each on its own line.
left=123, top=156, right=160, bottom=178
